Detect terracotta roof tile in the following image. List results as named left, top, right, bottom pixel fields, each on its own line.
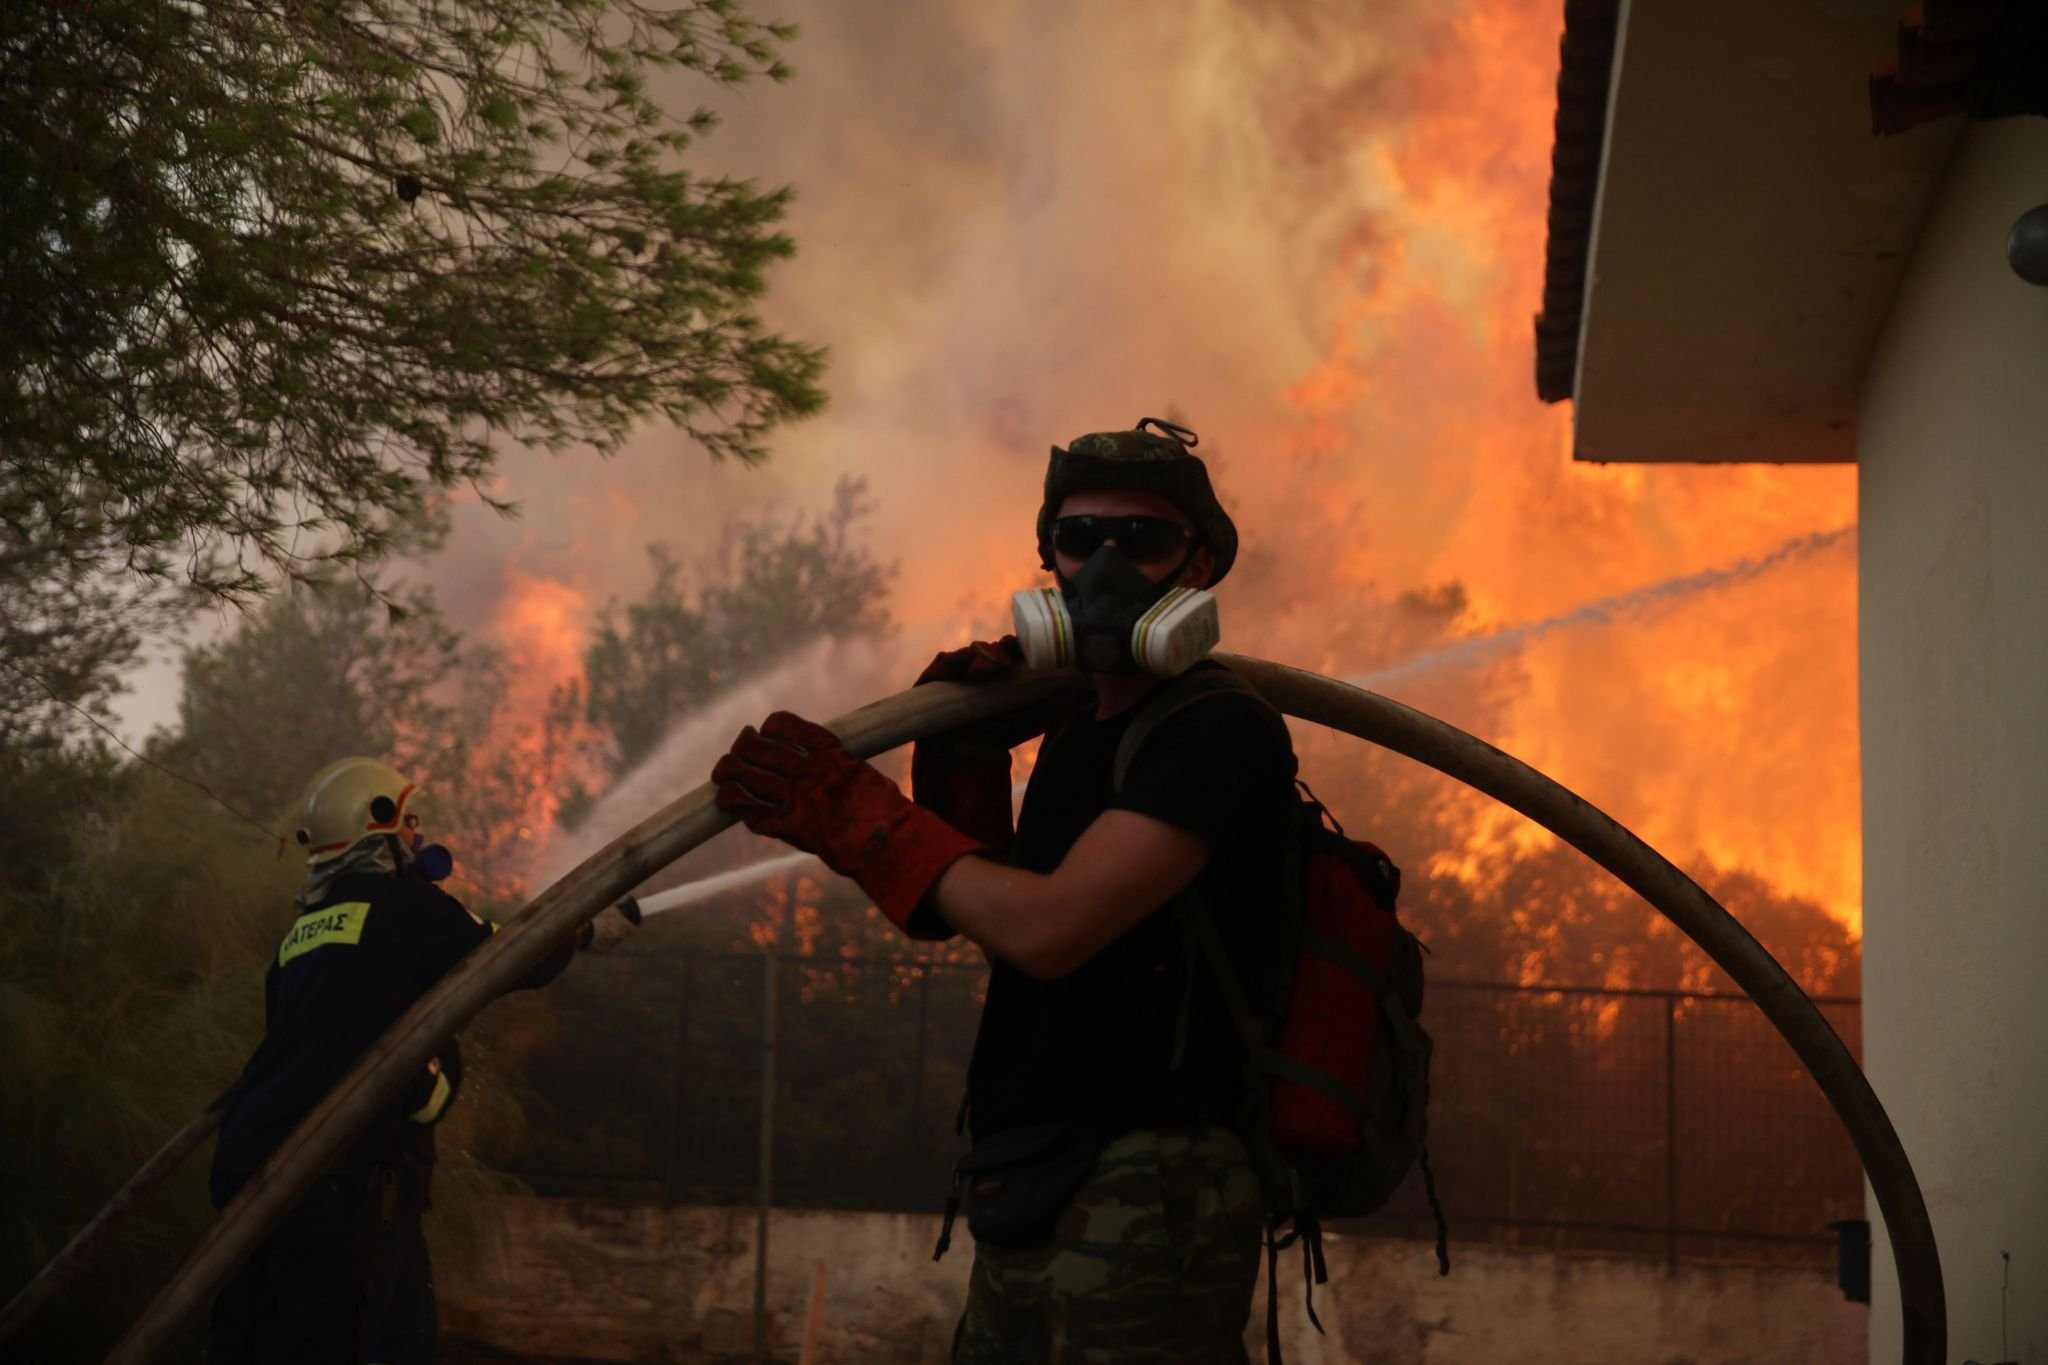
left=1532, top=0, right=1620, bottom=404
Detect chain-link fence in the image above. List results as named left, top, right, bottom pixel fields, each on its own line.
left=482, top=952, right=1861, bottom=1266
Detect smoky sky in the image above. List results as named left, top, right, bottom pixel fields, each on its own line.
left=112, top=0, right=1865, bottom=930
left=430, top=0, right=1482, bottom=637
left=443, top=0, right=1863, bottom=926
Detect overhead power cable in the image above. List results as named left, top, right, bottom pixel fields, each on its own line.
left=0, top=656, right=288, bottom=854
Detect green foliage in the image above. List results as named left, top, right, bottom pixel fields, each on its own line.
left=156, top=578, right=599, bottom=909
left=161, top=581, right=475, bottom=826
left=0, top=514, right=186, bottom=752
left=578, top=476, right=893, bottom=779
left=2, top=0, right=825, bottom=597
left=0, top=751, right=290, bottom=1358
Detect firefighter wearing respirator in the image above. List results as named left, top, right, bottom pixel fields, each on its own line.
left=207, top=758, right=639, bottom=1365
left=715, top=419, right=1297, bottom=1363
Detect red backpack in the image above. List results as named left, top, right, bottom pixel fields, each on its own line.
left=1115, top=663, right=1447, bottom=1361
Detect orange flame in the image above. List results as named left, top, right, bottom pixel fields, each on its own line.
left=452, top=0, right=1860, bottom=989
left=492, top=569, right=591, bottom=691
left=1245, top=0, right=1861, bottom=968
left=455, top=569, right=607, bottom=901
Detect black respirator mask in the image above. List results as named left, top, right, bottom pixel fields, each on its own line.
left=1012, top=543, right=1221, bottom=676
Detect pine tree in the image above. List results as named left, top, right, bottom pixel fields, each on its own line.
left=1, top=0, right=825, bottom=597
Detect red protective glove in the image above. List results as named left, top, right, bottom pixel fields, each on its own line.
left=713, top=712, right=984, bottom=938
left=914, top=636, right=1026, bottom=688
left=911, top=636, right=1028, bottom=857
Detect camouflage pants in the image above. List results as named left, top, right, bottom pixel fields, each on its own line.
left=952, top=1125, right=1264, bottom=1364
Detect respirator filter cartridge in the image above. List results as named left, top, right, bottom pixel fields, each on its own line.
left=1130, top=586, right=1221, bottom=675
left=1010, top=586, right=1221, bottom=676
left=1012, top=587, right=1075, bottom=670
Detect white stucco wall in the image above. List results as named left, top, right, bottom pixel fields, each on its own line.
left=1858, top=117, right=2048, bottom=1365
left=438, top=1197, right=1865, bottom=1363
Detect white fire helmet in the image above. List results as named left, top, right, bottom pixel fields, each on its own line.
left=294, top=757, right=421, bottom=865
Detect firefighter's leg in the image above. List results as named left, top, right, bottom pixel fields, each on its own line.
left=953, top=1126, right=1263, bottom=1365
left=368, top=1222, right=438, bottom=1365
left=239, top=1174, right=370, bottom=1365
left=204, top=1244, right=265, bottom=1365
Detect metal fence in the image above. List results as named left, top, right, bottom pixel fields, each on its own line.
left=479, top=951, right=1862, bottom=1267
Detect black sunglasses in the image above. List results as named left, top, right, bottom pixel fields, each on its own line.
left=1050, top=514, right=1194, bottom=562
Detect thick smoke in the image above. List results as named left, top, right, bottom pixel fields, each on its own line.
left=434, top=0, right=1863, bottom=959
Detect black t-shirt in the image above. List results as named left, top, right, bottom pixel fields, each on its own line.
left=211, top=871, right=565, bottom=1201
left=964, top=671, right=1297, bottom=1144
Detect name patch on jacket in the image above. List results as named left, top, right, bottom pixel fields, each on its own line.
left=278, top=902, right=371, bottom=966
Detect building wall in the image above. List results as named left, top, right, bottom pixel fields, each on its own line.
left=1858, top=117, right=2048, bottom=1365
left=437, top=1196, right=1865, bottom=1364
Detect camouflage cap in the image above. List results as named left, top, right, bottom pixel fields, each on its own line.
left=1037, top=418, right=1239, bottom=586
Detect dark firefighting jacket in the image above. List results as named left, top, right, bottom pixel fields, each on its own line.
left=211, top=869, right=571, bottom=1199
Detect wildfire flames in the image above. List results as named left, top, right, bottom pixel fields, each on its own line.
left=452, top=0, right=1861, bottom=985
left=1236, top=0, right=1862, bottom=943
left=457, top=568, right=606, bottom=900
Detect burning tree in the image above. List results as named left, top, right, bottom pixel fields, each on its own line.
left=1, top=0, right=824, bottom=599
left=163, top=583, right=473, bottom=823
left=160, top=577, right=610, bottom=907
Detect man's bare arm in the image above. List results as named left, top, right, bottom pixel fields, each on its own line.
left=927, top=809, right=1210, bottom=980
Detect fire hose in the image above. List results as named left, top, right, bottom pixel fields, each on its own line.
left=84, top=657, right=1940, bottom=1363
left=0, top=1097, right=227, bottom=1349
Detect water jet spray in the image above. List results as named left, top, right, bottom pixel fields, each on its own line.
left=1354, top=527, right=1856, bottom=691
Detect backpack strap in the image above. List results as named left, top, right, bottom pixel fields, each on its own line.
left=1110, top=659, right=1302, bottom=1113
left=1298, top=924, right=1428, bottom=1057
left=1110, top=661, right=1283, bottom=792
left=1109, top=661, right=1296, bottom=1086
left=1114, top=663, right=1286, bottom=1088
left=1173, top=894, right=1270, bottom=1081
left=1115, top=666, right=1326, bottom=1365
